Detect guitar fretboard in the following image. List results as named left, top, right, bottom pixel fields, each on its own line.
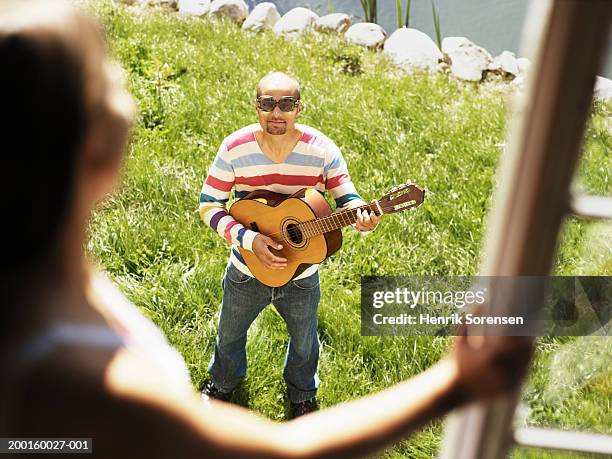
left=298, top=202, right=380, bottom=238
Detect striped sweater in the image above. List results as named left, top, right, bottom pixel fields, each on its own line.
left=198, top=123, right=365, bottom=279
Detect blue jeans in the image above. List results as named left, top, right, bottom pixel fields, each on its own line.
left=208, top=262, right=321, bottom=403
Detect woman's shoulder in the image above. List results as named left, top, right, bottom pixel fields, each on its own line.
left=87, top=270, right=193, bottom=393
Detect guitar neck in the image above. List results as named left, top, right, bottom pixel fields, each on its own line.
left=300, top=201, right=382, bottom=237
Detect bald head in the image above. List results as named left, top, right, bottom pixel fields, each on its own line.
left=256, top=71, right=301, bottom=99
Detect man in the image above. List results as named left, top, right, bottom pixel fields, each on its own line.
left=198, top=72, right=380, bottom=418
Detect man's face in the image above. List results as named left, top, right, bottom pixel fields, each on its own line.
left=256, top=86, right=301, bottom=136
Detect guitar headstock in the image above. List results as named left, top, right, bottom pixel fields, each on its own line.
left=377, top=181, right=425, bottom=214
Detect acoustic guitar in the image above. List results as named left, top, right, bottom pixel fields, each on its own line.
left=229, top=182, right=425, bottom=287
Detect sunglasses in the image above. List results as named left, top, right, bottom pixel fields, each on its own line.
left=256, top=96, right=301, bottom=112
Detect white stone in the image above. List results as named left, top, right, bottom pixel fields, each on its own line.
left=209, top=0, right=248, bottom=24
left=273, top=7, right=319, bottom=37
left=442, top=36, right=492, bottom=81
left=488, top=50, right=519, bottom=77
left=383, top=27, right=442, bottom=71
left=242, top=2, right=280, bottom=32
left=512, top=75, right=526, bottom=91
left=516, top=57, right=531, bottom=76
left=314, top=13, right=351, bottom=34
left=594, top=76, right=612, bottom=101
left=345, top=22, right=387, bottom=49
left=178, top=0, right=210, bottom=16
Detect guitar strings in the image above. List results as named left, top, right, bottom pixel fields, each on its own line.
left=253, top=203, right=381, bottom=241
left=256, top=199, right=415, bottom=240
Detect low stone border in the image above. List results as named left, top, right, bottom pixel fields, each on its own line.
left=120, top=0, right=612, bottom=99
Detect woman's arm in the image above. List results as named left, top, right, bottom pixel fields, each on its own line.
left=102, top=335, right=531, bottom=459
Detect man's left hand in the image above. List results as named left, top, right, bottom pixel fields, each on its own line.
left=355, top=206, right=381, bottom=232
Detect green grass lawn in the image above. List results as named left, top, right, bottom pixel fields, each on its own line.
left=85, top=2, right=611, bottom=457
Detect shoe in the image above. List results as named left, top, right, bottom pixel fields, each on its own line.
left=290, top=397, right=319, bottom=418
left=201, top=381, right=232, bottom=402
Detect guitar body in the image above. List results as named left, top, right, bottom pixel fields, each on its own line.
left=228, top=181, right=425, bottom=287
left=230, top=189, right=342, bottom=287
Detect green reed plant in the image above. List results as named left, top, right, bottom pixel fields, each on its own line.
left=396, top=0, right=412, bottom=29
left=431, top=0, right=442, bottom=49
left=359, top=0, right=377, bottom=24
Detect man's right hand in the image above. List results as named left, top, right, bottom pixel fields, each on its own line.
left=252, top=234, right=288, bottom=270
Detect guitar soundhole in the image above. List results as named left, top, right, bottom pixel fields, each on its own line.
left=281, top=218, right=308, bottom=249
left=286, top=223, right=303, bottom=244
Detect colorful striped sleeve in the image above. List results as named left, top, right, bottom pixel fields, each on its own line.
left=198, top=141, right=258, bottom=251
left=324, top=142, right=365, bottom=210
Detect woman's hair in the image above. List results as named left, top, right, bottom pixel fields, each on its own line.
left=0, top=0, right=122, bottom=273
